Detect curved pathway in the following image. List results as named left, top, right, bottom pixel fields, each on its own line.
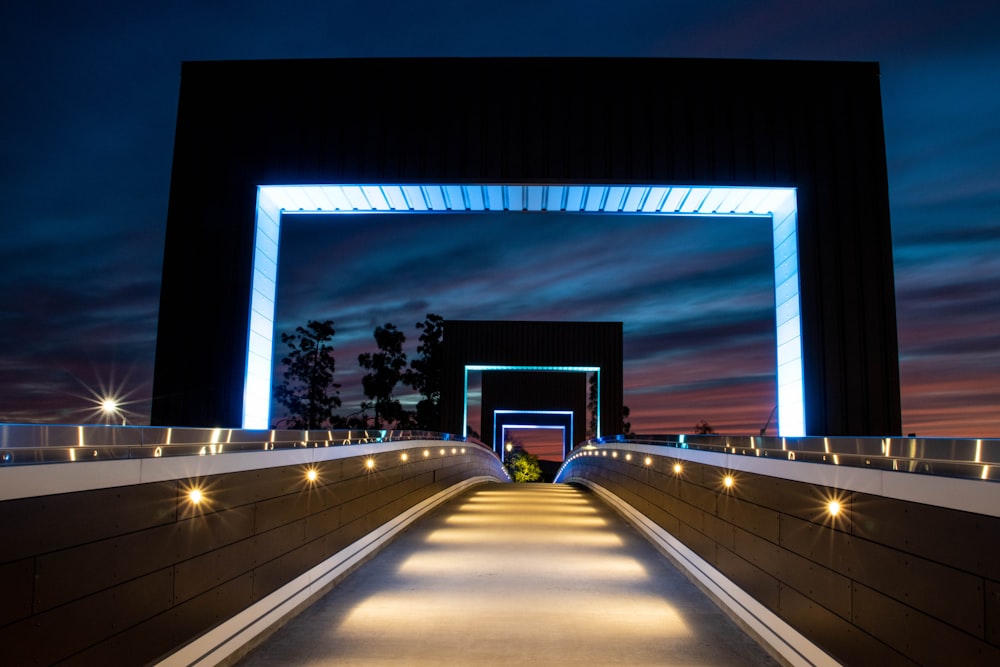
left=239, top=483, right=778, bottom=666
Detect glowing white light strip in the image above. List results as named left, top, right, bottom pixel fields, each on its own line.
left=246, top=185, right=804, bottom=437
left=495, top=409, right=575, bottom=455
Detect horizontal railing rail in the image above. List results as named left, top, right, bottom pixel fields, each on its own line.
left=578, top=433, right=1000, bottom=482
left=0, top=423, right=488, bottom=466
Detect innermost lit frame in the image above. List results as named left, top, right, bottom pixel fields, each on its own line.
left=248, top=185, right=804, bottom=437
left=496, top=410, right=574, bottom=460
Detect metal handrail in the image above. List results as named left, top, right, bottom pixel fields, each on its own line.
left=574, top=433, right=1000, bottom=482
left=0, top=423, right=488, bottom=466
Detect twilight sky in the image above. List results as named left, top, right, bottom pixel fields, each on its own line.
left=0, top=0, right=997, bottom=438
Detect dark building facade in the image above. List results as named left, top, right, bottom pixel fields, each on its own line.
left=153, top=57, right=901, bottom=436
left=442, top=321, right=620, bottom=448
left=481, top=371, right=588, bottom=456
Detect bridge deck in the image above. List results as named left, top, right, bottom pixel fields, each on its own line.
left=238, top=483, right=778, bottom=666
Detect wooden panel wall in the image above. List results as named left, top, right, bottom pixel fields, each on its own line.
left=0, top=448, right=506, bottom=665
left=563, top=455, right=1000, bottom=666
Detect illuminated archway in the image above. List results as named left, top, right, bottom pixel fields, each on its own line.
left=495, top=410, right=574, bottom=460
left=246, top=184, right=803, bottom=435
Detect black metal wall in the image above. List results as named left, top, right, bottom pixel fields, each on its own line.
left=0, top=447, right=506, bottom=665
left=153, top=57, right=901, bottom=435
left=441, top=320, right=623, bottom=438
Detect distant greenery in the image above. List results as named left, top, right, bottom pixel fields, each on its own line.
left=694, top=419, right=715, bottom=434
left=505, top=444, right=543, bottom=483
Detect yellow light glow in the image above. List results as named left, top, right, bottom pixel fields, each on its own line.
left=672, top=463, right=683, bottom=474
left=306, top=468, right=318, bottom=482
left=365, top=458, right=375, bottom=469
left=612, top=451, right=618, bottom=458
left=401, top=452, right=409, bottom=462
left=461, top=448, right=466, bottom=454
left=188, top=489, right=203, bottom=504
left=439, top=448, right=446, bottom=455
left=424, top=449, right=430, bottom=457
left=723, top=475, right=734, bottom=488
left=643, top=457, right=652, bottom=466
left=625, top=454, right=632, bottom=461
left=827, top=500, right=841, bottom=516
left=452, top=448, right=457, bottom=454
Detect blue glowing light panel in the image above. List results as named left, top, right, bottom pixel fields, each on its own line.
left=246, top=185, right=804, bottom=437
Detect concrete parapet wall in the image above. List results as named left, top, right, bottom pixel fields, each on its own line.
left=559, top=448, right=1000, bottom=666
left=0, top=442, right=507, bottom=665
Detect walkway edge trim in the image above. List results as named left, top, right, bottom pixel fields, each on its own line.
left=156, top=475, right=499, bottom=667
left=570, top=477, right=840, bottom=667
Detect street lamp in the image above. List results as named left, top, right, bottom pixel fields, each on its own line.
left=101, top=397, right=126, bottom=425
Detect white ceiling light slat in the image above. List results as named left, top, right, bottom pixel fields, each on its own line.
left=547, top=186, right=565, bottom=211
left=444, top=185, right=466, bottom=211
left=466, top=186, right=485, bottom=211
left=604, top=186, right=627, bottom=212
left=341, top=186, right=371, bottom=210
left=565, top=186, right=586, bottom=211
left=756, top=188, right=793, bottom=214
left=485, top=185, right=504, bottom=210
left=362, top=186, right=390, bottom=211
left=662, top=188, right=688, bottom=212
left=297, top=186, right=326, bottom=210
left=313, top=187, right=340, bottom=210
left=527, top=186, right=544, bottom=211
left=737, top=188, right=770, bottom=214
left=641, top=187, right=667, bottom=212
left=318, top=186, right=349, bottom=211
left=717, top=187, right=751, bottom=213
left=680, top=187, right=711, bottom=213
left=699, top=188, right=729, bottom=213
left=508, top=186, right=524, bottom=210
left=584, top=186, right=605, bottom=212
left=401, top=185, right=427, bottom=211
left=382, top=185, right=410, bottom=211
left=622, top=186, right=647, bottom=212
left=424, top=185, right=447, bottom=210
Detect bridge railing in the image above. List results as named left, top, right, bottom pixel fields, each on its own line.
left=0, top=423, right=486, bottom=466
left=578, top=433, right=999, bottom=482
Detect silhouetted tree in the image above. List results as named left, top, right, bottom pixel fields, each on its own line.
left=358, top=323, right=408, bottom=427
left=403, top=313, right=444, bottom=430
left=272, top=319, right=341, bottom=429
left=622, top=405, right=632, bottom=435
left=694, top=419, right=715, bottom=434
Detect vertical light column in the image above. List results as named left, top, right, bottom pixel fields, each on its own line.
left=771, top=191, right=806, bottom=436
left=243, top=187, right=282, bottom=429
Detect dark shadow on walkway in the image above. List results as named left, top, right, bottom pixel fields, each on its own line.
left=238, top=483, right=778, bottom=666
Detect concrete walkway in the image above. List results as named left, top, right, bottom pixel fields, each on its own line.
left=238, top=483, right=779, bottom=666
